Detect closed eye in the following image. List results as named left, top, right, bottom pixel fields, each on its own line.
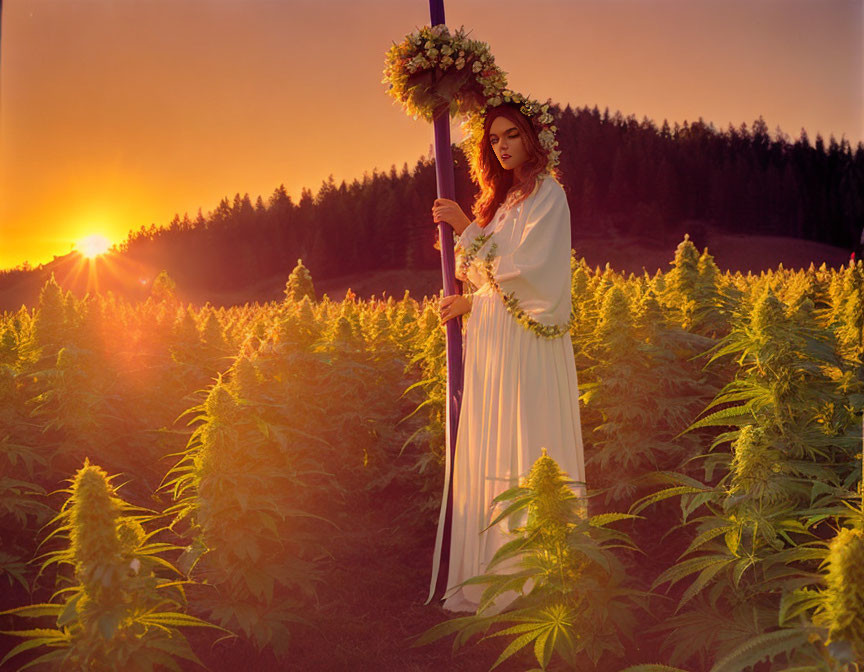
left=491, top=133, right=519, bottom=145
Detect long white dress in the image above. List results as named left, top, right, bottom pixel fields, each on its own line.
left=425, top=173, right=587, bottom=614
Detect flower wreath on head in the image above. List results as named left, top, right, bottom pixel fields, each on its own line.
left=382, top=24, right=508, bottom=122
left=460, top=89, right=561, bottom=180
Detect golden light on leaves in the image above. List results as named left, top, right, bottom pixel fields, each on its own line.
left=76, top=234, right=113, bottom=258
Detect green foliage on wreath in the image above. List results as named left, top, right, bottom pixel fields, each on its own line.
left=382, top=24, right=507, bottom=122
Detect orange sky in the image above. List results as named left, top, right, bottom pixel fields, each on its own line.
left=1, top=0, right=861, bottom=271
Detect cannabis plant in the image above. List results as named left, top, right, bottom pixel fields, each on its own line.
left=163, top=377, right=331, bottom=656
left=0, top=460, right=226, bottom=671
left=414, top=449, right=646, bottom=671
left=623, top=281, right=863, bottom=669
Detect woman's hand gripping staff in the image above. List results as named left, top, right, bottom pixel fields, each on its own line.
left=432, top=198, right=474, bottom=325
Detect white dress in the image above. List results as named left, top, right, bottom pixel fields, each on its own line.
left=425, top=174, right=587, bottom=614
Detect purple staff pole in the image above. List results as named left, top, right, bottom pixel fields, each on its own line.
left=427, top=0, right=463, bottom=601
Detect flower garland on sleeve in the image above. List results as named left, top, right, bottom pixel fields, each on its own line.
left=460, top=231, right=493, bottom=264
left=478, top=239, right=577, bottom=339
left=454, top=229, right=493, bottom=294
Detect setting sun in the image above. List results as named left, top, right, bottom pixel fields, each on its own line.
left=76, top=234, right=113, bottom=258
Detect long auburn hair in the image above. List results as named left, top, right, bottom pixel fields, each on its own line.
left=469, top=102, right=560, bottom=228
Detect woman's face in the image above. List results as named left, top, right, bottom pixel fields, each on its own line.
left=488, top=115, right=528, bottom=173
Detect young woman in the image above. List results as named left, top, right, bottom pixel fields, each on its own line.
left=426, top=101, right=587, bottom=614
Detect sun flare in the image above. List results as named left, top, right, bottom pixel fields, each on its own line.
left=76, top=234, right=113, bottom=259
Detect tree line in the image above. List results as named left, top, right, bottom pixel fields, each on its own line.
left=2, top=103, right=862, bottom=294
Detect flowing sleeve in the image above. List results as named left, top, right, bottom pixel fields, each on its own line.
left=489, top=181, right=573, bottom=327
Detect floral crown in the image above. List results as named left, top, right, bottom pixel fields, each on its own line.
left=460, top=88, right=560, bottom=178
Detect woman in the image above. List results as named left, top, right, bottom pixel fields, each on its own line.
left=425, top=100, right=587, bottom=614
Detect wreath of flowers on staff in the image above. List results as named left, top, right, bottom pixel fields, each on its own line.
left=382, top=24, right=508, bottom=122
left=460, top=90, right=561, bottom=177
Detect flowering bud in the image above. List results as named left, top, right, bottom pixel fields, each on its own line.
left=820, top=527, right=864, bottom=659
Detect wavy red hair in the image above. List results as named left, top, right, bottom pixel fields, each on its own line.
left=468, top=102, right=560, bottom=228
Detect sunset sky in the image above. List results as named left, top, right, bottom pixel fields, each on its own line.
left=0, top=0, right=861, bottom=271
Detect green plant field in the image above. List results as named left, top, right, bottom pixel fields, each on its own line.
left=0, top=239, right=862, bottom=671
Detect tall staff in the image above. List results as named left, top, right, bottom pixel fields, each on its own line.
left=382, top=10, right=509, bottom=601
left=426, top=0, right=462, bottom=600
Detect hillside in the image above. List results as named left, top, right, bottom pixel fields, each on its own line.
left=0, top=227, right=853, bottom=312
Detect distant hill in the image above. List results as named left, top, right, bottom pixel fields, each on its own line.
left=1, top=225, right=849, bottom=312
left=3, top=101, right=861, bottom=310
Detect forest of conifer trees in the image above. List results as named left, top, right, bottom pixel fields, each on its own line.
left=2, top=103, right=862, bottom=298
